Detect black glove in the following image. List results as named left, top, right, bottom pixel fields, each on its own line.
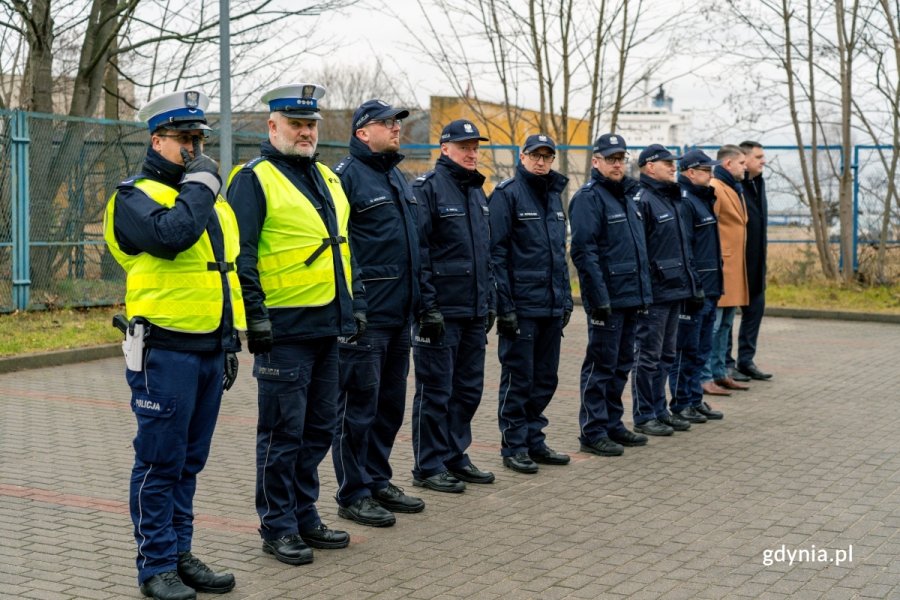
left=347, top=311, right=367, bottom=343
left=485, top=310, right=496, bottom=334
left=590, top=305, right=612, bottom=322
left=684, top=292, right=705, bottom=315
left=223, top=352, right=239, bottom=391
left=247, top=318, right=273, bottom=355
left=418, top=309, right=445, bottom=340
left=496, top=312, right=518, bottom=338
left=562, top=309, right=572, bottom=330
left=180, top=138, right=220, bottom=195
left=180, top=138, right=218, bottom=175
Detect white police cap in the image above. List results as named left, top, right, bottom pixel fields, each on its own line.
left=137, top=90, right=211, bottom=132
left=261, top=83, right=326, bottom=120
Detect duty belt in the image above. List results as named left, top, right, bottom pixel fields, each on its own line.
left=305, top=236, right=347, bottom=266
left=207, top=261, right=235, bottom=272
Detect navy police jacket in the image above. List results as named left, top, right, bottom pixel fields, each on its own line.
left=111, top=147, right=239, bottom=353
left=333, top=137, right=419, bottom=328
left=678, top=175, right=723, bottom=299
left=228, top=141, right=363, bottom=343
left=569, top=169, right=652, bottom=311
left=489, top=162, right=572, bottom=318
left=412, top=154, right=494, bottom=319
left=636, top=174, right=700, bottom=304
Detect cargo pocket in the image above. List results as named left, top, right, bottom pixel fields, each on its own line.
left=654, top=258, right=684, bottom=282
left=254, top=361, right=304, bottom=434
left=338, top=343, right=378, bottom=391
left=131, top=391, right=178, bottom=463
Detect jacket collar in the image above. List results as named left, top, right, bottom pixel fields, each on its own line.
left=436, top=154, right=486, bottom=188
left=349, top=136, right=404, bottom=173
left=678, top=174, right=716, bottom=202
left=142, top=146, right=184, bottom=186
left=714, top=165, right=743, bottom=194
left=590, top=168, right=626, bottom=198
left=260, top=140, right=318, bottom=171
left=517, top=162, right=568, bottom=197
left=640, top=172, right=681, bottom=200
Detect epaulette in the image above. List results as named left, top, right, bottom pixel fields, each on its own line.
left=632, top=190, right=643, bottom=202
left=412, top=170, right=436, bottom=186
left=333, top=155, right=353, bottom=175
left=243, top=156, right=266, bottom=170
left=116, top=176, right=140, bottom=190
left=580, top=179, right=597, bottom=191
left=495, top=177, right=515, bottom=190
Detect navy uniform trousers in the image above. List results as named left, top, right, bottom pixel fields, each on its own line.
left=332, top=325, right=410, bottom=507
left=578, top=310, right=637, bottom=444
left=631, top=301, right=681, bottom=425
left=128, top=348, right=224, bottom=585
left=411, top=317, right=486, bottom=480
left=497, top=317, right=562, bottom=457
left=669, top=297, right=718, bottom=412
left=254, top=339, right=338, bottom=540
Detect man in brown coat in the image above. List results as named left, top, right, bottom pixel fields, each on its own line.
left=704, top=145, right=750, bottom=392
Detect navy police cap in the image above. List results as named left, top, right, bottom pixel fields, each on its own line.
left=592, top=133, right=627, bottom=156
left=138, top=90, right=212, bottom=133
left=522, top=134, right=556, bottom=154
left=261, top=83, right=326, bottom=120
left=352, top=99, right=410, bottom=130
left=440, top=119, right=489, bottom=143
left=679, top=148, right=720, bottom=171
left=638, top=143, right=682, bottom=167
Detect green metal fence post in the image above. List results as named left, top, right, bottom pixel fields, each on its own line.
left=10, top=110, right=31, bottom=310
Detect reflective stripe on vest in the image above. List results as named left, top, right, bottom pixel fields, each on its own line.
left=250, top=160, right=352, bottom=308
left=103, top=178, right=247, bottom=333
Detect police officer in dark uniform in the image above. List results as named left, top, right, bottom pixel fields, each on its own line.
left=411, top=119, right=496, bottom=493
left=490, top=134, right=573, bottom=474
left=330, top=99, right=425, bottom=527
left=631, top=144, right=705, bottom=436
left=668, top=149, right=725, bottom=422
left=228, top=83, right=365, bottom=565
left=104, top=90, right=241, bottom=600
left=570, top=134, right=652, bottom=457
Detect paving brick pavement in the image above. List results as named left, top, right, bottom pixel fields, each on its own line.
left=1, top=316, right=899, bottom=599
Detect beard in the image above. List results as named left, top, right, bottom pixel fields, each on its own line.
left=273, top=134, right=317, bottom=157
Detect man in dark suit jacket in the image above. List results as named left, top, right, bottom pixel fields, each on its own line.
left=727, top=141, right=773, bottom=381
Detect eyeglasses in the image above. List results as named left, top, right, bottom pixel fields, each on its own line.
left=601, top=154, right=630, bottom=165
left=526, top=152, right=555, bottom=163
left=371, top=118, right=403, bottom=129
left=156, top=132, right=209, bottom=144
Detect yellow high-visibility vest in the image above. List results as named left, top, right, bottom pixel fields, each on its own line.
left=248, top=160, right=352, bottom=308
left=104, top=178, right=247, bottom=333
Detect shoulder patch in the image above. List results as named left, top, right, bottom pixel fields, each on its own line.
left=495, top=177, right=515, bottom=190
left=412, top=170, right=436, bottom=186
left=332, top=155, right=353, bottom=175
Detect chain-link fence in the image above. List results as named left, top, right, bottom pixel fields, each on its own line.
left=0, top=109, right=897, bottom=312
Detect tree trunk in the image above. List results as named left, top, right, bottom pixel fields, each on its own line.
left=835, top=0, right=858, bottom=283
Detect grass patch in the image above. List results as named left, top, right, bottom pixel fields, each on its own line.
left=766, top=281, right=900, bottom=314
left=0, top=306, right=122, bottom=357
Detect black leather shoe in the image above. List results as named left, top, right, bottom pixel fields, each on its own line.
left=729, top=368, right=752, bottom=382
left=738, top=364, right=773, bottom=380
left=634, top=419, right=674, bottom=436
left=529, top=446, right=571, bottom=465
left=262, top=534, right=313, bottom=565
left=580, top=438, right=624, bottom=457
left=503, top=452, right=539, bottom=473
left=413, top=471, right=466, bottom=493
left=696, top=401, right=724, bottom=420
left=673, top=406, right=708, bottom=424
left=608, top=429, right=648, bottom=447
left=140, top=571, right=195, bottom=600
left=658, top=413, right=691, bottom=431
left=448, top=463, right=495, bottom=484
left=177, top=552, right=234, bottom=594
left=299, top=524, right=350, bottom=549
left=338, top=496, right=396, bottom=527
left=373, top=483, right=425, bottom=513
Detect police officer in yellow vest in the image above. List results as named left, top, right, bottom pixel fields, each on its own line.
left=104, top=90, right=244, bottom=600
left=228, top=83, right=365, bottom=566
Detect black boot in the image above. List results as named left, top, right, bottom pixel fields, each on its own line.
left=177, top=552, right=235, bottom=594
left=139, top=570, right=196, bottom=600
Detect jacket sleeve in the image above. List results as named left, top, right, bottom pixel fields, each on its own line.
left=113, top=180, right=218, bottom=259
left=337, top=167, right=368, bottom=314
left=569, top=190, right=610, bottom=309
left=413, top=181, right=438, bottom=315
left=227, top=169, right=268, bottom=323
left=488, top=187, right=514, bottom=314
left=681, top=202, right=703, bottom=296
